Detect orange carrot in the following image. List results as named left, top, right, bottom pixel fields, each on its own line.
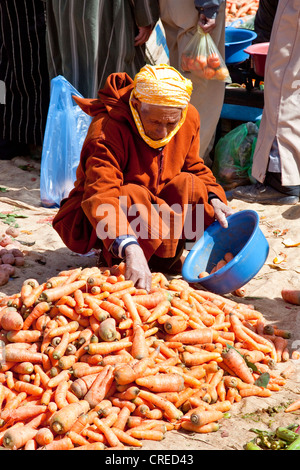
left=55, top=379, right=70, bottom=409
left=0, top=309, right=24, bottom=331
left=84, top=365, right=114, bottom=408
left=128, top=429, right=164, bottom=441
left=136, top=373, right=185, bottom=393
left=51, top=332, right=70, bottom=361
left=165, top=327, right=218, bottom=344
left=39, top=280, right=87, bottom=303
left=221, top=347, right=254, bottom=384
left=46, top=321, right=79, bottom=339
left=13, top=381, right=44, bottom=396
left=131, top=324, right=148, bottom=360
left=164, top=316, right=187, bottom=335
left=111, top=427, right=142, bottom=447
left=3, top=425, right=39, bottom=449
left=285, top=398, right=300, bottom=413
left=47, top=370, right=72, bottom=388
left=180, top=421, right=220, bottom=433
left=122, top=292, right=142, bottom=326
left=93, top=416, right=123, bottom=447
left=35, top=427, right=54, bottom=446
left=98, top=317, right=118, bottom=342
left=49, top=400, right=90, bottom=434
left=138, top=389, right=183, bottom=421
left=86, top=339, right=132, bottom=356
left=22, top=302, right=51, bottom=331
left=98, top=300, right=127, bottom=322
left=281, top=288, right=300, bottom=305
left=39, top=436, right=74, bottom=450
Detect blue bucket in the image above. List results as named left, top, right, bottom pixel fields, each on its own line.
left=182, top=210, right=269, bottom=295
left=225, top=28, right=257, bottom=65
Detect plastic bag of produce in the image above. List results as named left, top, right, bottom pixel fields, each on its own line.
left=212, top=121, right=260, bottom=190
left=181, top=26, right=231, bottom=83
left=40, top=76, right=91, bottom=208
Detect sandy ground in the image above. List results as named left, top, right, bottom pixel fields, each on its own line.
left=0, top=156, right=300, bottom=451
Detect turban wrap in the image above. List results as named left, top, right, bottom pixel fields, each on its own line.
left=130, top=64, right=193, bottom=148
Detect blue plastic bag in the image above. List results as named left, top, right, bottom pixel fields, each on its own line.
left=40, top=76, right=91, bottom=208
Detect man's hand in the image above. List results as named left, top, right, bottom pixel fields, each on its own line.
left=198, top=14, right=216, bottom=33
left=210, top=198, right=234, bottom=229
left=124, top=243, right=152, bottom=291
left=134, top=25, right=153, bottom=46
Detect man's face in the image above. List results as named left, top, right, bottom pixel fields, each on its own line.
left=132, top=98, right=183, bottom=141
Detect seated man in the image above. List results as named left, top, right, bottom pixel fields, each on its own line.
left=53, top=64, right=232, bottom=291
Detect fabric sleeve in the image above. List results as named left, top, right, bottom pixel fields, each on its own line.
left=133, top=0, right=160, bottom=27
left=194, top=0, right=224, bottom=19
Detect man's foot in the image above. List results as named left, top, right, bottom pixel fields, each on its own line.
left=231, top=183, right=299, bottom=205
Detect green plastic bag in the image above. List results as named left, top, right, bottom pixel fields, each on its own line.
left=213, top=121, right=260, bottom=190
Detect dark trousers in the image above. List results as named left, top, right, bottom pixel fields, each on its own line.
left=265, top=172, right=300, bottom=197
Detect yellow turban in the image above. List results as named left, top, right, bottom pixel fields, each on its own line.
left=130, top=64, right=193, bottom=148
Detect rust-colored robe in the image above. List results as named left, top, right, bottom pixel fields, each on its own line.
left=52, top=72, right=227, bottom=263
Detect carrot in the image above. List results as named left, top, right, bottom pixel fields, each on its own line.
left=47, top=370, right=72, bottom=388
left=55, top=379, right=70, bottom=409
left=3, top=425, right=39, bottom=449
left=46, top=320, right=79, bottom=339
left=0, top=309, right=24, bottom=331
left=22, top=283, right=46, bottom=308
left=133, top=291, right=169, bottom=309
left=71, top=441, right=105, bottom=450
left=98, top=300, right=127, bottom=322
left=49, top=400, right=90, bottom=434
left=281, top=288, right=300, bottom=305
left=84, top=365, right=114, bottom=408
left=180, top=421, right=220, bottom=433
left=35, top=427, right=54, bottom=446
left=128, top=429, right=164, bottom=441
left=112, top=406, right=132, bottom=431
left=13, top=381, right=44, bottom=396
left=111, top=427, right=142, bottom=447
left=181, top=350, right=221, bottom=366
left=22, top=302, right=51, bottom=331
left=186, top=408, right=224, bottom=427
left=38, top=280, right=87, bottom=303
left=93, top=416, right=123, bottom=447
left=122, top=292, right=142, bottom=326
left=71, top=363, right=103, bottom=378
left=164, top=316, right=187, bottom=335
left=86, top=339, right=132, bottom=356
left=84, top=296, right=109, bottom=322
left=98, top=317, right=118, bottom=342
left=6, top=330, right=42, bottom=344
left=131, top=324, right=148, bottom=360
left=136, top=373, right=185, bottom=393
left=39, top=436, right=74, bottom=450
left=221, top=346, right=254, bottom=384
left=138, top=389, right=183, bottom=421
left=52, top=332, right=70, bottom=361
left=285, top=398, right=300, bottom=413
left=165, top=327, right=218, bottom=344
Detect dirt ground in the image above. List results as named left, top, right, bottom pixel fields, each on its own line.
left=0, top=156, right=300, bottom=451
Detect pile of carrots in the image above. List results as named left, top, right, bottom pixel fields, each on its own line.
left=0, top=264, right=296, bottom=450
left=226, top=0, right=260, bottom=24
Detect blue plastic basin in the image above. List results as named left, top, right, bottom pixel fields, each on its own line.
left=225, top=28, right=257, bottom=65
left=181, top=210, right=269, bottom=295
